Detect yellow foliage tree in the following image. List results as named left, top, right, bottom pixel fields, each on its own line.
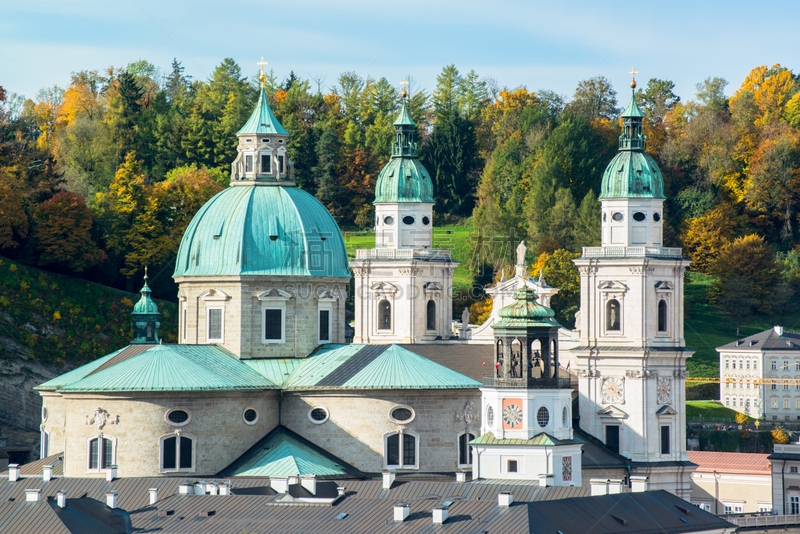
left=681, top=204, right=740, bottom=274
left=468, top=298, right=493, bottom=325
left=734, top=411, right=748, bottom=424
left=772, top=427, right=790, bottom=444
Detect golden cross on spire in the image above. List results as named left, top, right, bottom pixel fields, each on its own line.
left=257, top=57, right=268, bottom=88
left=400, top=77, right=409, bottom=98
left=629, top=67, right=638, bottom=89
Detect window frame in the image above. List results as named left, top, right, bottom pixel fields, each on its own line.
left=258, top=289, right=291, bottom=344
left=457, top=431, right=475, bottom=468
left=86, top=434, right=116, bottom=473
left=242, top=407, right=259, bottom=425
left=259, top=151, right=272, bottom=175
left=426, top=299, right=436, bottom=332
left=660, top=425, right=671, bottom=455
left=657, top=298, right=668, bottom=334
left=206, top=306, right=224, bottom=343
left=317, top=294, right=336, bottom=344
left=383, top=431, right=419, bottom=470
left=159, top=432, right=196, bottom=473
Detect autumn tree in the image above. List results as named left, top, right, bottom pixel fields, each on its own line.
left=33, top=191, right=106, bottom=272
left=681, top=204, right=741, bottom=273
left=569, top=76, right=619, bottom=121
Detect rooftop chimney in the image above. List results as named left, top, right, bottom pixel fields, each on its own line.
left=775, top=326, right=785, bottom=336
left=42, top=465, right=53, bottom=482
left=56, top=490, right=66, bottom=509
left=25, top=489, right=41, bottom=502
left=178, top=482, right=193, bottom=494
left=106, top=465, right=117, bottom=482
left=608, top=479, right=623, bottom=494
left=207, top=482, right=218, bottom=495
left=8, top=464, right=19, bottom=482
left=337, top=486, right=346, bottom=498
left=194, top=482, right=206, bottom=495
left=382, top=469, right=396, bottom=490
left=590, top=479, right=609, bottom=496
left=538, top=474, right=554, bottom=487
left=149, top=488, right=158, bottom=505
left=270, top=476, right=289, bottom=494
left=219, top=481, right=231, bottom=496
left=433, top=505, right=450, bottom=524
left=394, top=502, right=410, bottom=522
left=456, top=469, right=467, bottom=483
left=300, top=475, right=317, bottom=495
left=630, top=476, right=648, bottom=492
left=498, top=491, right=513, bottom=508
left=106, top=491, right=118, bottom=509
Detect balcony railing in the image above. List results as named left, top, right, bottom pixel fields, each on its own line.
left=725, top=514, right=800, bottom=528
left=481, top=376, right=572, bottom=389
left=581, top=246, right=683, bottom=258
left=354, top=249, right=452, bottom=261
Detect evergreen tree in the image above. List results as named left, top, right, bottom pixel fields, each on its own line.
left=313, top=125, right=341, bottom=213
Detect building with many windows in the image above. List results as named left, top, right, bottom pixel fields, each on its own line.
left=717, top=326, right=800, bottom=420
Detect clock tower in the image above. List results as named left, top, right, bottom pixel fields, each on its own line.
left=471, top=288, right=582, bottom=485
left=571, top=73, right=694, bottom=498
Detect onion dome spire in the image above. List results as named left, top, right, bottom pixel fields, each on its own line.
left=131, top=267, right=160, bottom=344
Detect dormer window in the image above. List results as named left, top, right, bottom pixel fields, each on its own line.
left=260, top=154, right=271, bottom=174
left=245, top=155, right=253, bottom=173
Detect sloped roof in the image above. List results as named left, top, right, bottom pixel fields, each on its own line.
left=688, top=451, right=770, bottom=475
left=469, top=431, right=582, bottom=447
left=218, top=426, right=362, bottom=478
left=717, top=327, right=800, bottom=351
left=277, top=344, right=481, bottom=390
left=398, top=344, right=493, bottom=381
left=573, top=427, right=631, bottom=470
left=237, top=86, right=289, bottom=135
left=244, top=358, right=303, bottom=387
left=56, top=345, right=276, bottom=393
left=35, top=345, right=152, bottom=391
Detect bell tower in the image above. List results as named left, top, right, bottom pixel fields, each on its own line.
left=572, top=70, right=694, bottom=497
left=131, top=270, right=160, bottom=344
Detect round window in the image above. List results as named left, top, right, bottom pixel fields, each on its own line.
left=487, top=406, right=494, bottom=427
left=390, top=406, right=415, bottom=423
left=612, top=212, right=624, bottom=222
left=422, top=216, right=430, bottom=225
left=384, top=216, right=395, bottom=226
left=262, top=138, right=270, bottom=143
left=653, top=212, right=661, bottom=222
left=243, top=408, right=258, bottom=424
left=278, top=139, right=284, bottom=144
left=166, top=409, right=191, bottom=426
left=309, top=407, right=329, bottom=424
left=537, top=406, right=549, bottom=428
left=402, top=216, right=415, bottom=225
left=633, top=212, right=646, bottom=222
left=562, top=406, right=568, bottom=427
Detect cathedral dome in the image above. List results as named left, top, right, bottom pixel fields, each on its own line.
left=173, top=185, right=350, bottom=278
left=599, top=88, right=665, bottom=200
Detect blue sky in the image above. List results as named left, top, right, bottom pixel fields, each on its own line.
left=1, top=0, right=798, bottom=104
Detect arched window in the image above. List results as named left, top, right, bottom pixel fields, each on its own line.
left=426, top=300, right=436, bottom=331
left=160, top=433, right=195, bottom=472
left=385, top=432, right=417, bottom=469
left=606, top=299, right=621, bottom=331
left=458, top=432, right=475, bottom=467
left=88, top=436, right=114, bottom=470
left=379, top=299, right=392, bottom=330
left=658, top=300, right=668, bottom=332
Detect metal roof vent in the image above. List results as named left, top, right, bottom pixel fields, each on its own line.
left=56, top=491, right=66, bottom=509
left=775, top=326, right=785, bottom=336
left=750, top=340, right=758, bottom=346
left=433, top=504, right=450, bottom=524
left=8, top=464, right=19, bottom=482
left=498, top=492, right=513, bottom=507
left=42, top=465, right=53, bottom=482
left=25, top=489, right=41, bottom=502
left=149, top=488, right=158, bottom=505
left=394, top=502, right=410, bottom=522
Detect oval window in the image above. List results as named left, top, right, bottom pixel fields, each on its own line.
left=390, top=406, right=414, bottom=423
left=603, top=212, right=607, bottom=222
left=537, top=406, right=549, bottom=428
left=653, top=212, right=661, bottom=222
left=402, top=216, right=415, bottom=225
left=422, top=216, right=430, bottom=225
left=278, top=139, right=284, bottom=144
left=309, top=407, right=329, bottom=424
left=612, top=212, right=624, bottom=222
left=384, top=216, right=395, bottom=226
left=261, top=138, right=270, bottom=143
left=562, top=406, right=568, bottom=427
left=633, top=212, right=646, bottom=222
left=42, top=406, right=48, bottom=422
left=166, top=409, right=191, bottom=426
left=243, top=408, right=258, bottom=424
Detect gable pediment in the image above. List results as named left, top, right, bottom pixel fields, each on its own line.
left=257, top=288, right=292, bottom=301
left=598, top=405, right=628, bottom=419
left=655, top=281, right=674, bottom=291
left=370, top=282, right=398, bottom=294
left=598, top=280, right=628, bottom=292
left=656, top=405, right=678, bottom=416
left=200, top=288, right=230, bottom=301
left=423, top=282, right=442, bottom=292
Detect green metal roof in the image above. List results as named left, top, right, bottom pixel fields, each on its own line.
left=244, top=358, right=304, bottom=387
left=598, top=150, right=665, bottom=199
left=621, top=89, right=646, bottom=118
left=174, top=185, right=351, bottom=278
left=237, top=86, right=289, bottom=136
left=373, top=157, right=434, bottom=204
left=132, top=276, right=159, bottom=316
left=280, top=344, right=481, bottom=390
left=57, top=345, right=277, bottom=392
left=35, top=347, right=129, bottom=391
left=494, top=288, right=561, bottom=330
left=393, top=98, right=416, bottom=126
left=469, top=432, right=582, bottom=447
left=221, top=427, right=354, bottom=477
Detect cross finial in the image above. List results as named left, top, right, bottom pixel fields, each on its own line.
left=257, top=57, right=268, bottom=88
left=400, top=77, right=409, bottom=99
left=629, top=67, right=638, bottom=89
left=144, top=265, right=148, bottom=281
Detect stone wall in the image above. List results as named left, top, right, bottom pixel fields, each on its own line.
left=49, top=390, right=279, bottom=477
left=282, top=389, right=481, bottom=473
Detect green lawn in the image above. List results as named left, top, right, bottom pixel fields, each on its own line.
left=686, top=400, right=751, bottom=422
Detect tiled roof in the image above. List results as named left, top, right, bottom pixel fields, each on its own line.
left=469, top=432, right=582, bottom=447
left=717, top=327, right=800, bottom=351
left=218, top=426, right=363, bottom=478
left=56, top=345, right=276, bottom=392
left=688, top=451, right=771, bottom=474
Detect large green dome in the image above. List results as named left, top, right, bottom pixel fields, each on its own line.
left=374, top=157, right=434, bottom=204
left=599, top=151, right=665, bottom=199
left=174, top=185, right=350, bottom=278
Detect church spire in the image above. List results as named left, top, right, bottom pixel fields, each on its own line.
left=131, top=268, right=160, bottom=344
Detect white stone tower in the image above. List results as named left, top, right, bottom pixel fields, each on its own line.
left=351, top=88, right=457, bottom=343
left=572, top=73, right=694, bottom=497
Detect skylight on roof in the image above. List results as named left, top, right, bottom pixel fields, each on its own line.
left=335, top=513, right=348, bottom=520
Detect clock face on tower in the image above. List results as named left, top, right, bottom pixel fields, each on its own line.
left=601, top=377, right=625, bottom=404
left=502, top=404, right=523, bottom=427
left=657, top=377, right=672, bottom=405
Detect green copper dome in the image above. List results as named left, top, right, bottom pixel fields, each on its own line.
left=173, top=185, right=350, bottom=278
left=493, top=288, right=561, bottom=329
left=599, top=89, right=665, bottom=200
left=237, top=86, right=289, bottom=136
left=373, top=97, right=434, bottom=204
left=132, top=274, right=159, bottom=316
